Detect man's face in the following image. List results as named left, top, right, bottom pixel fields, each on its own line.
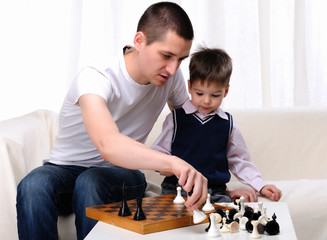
left=137, top=30, right=192, bottom=86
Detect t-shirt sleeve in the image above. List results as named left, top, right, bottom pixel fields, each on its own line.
left=167, top=68, right=188, bottom=107
left=71, top=66, right=112, bottom=105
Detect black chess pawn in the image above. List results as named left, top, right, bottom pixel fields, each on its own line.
left=243, top=208, right=254, bottom=220
left=228, top=208, right=238, bottom=221
left=134, top=197, right=146, bottom=220
left=245, top=219, right=253, bottom=233
left=265, top=213, right=280, bottom=235
left=215, top=208, right=225, bottom=219
left=118, top=182, right=131, bottom=216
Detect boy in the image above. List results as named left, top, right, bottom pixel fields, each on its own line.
left=152, top=47, right=281, bottom=202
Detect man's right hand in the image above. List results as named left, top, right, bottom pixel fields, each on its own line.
left=170, top=157, right=208, bottom=211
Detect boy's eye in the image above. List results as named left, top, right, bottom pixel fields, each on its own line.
left=212, top=94, right=220, bottom=98
left=196, top=92, right=203, bottom=96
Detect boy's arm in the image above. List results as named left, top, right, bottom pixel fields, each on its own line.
left=79, top=94, right=208, bottom=209
left=227, top=119, right=281, bottom=201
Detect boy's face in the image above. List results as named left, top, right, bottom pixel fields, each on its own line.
left=135, top=30, right=192, bottom=86
left=188, top=80, right=229, bottom=115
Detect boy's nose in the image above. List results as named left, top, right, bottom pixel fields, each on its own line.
left=203, top=96, right=211, bottom=104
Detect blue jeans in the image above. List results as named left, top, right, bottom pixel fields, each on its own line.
left=16, top=163, right=146, bottom=240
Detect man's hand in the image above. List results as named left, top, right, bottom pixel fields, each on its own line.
left=260, top=184, right=282, bottom=201
left=229, top=188, right=258, bottom=202
left=171, top=158, right=208, bottom=211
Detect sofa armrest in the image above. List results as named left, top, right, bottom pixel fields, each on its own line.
left=0, top=109, right=58, bottom=240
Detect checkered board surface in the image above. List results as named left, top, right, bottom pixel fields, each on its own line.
left=86, top=194, right=232, bottom=234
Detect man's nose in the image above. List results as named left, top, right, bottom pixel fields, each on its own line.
left=166, top=61, right=179, bottom=76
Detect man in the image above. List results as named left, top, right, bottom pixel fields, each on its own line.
left=17, top=2, right=207, bottom=240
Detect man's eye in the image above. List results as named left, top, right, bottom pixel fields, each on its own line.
left=163, top=54, right=171, bottom=59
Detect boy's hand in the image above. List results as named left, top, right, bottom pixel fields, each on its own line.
left=229, top=188, right=258, bottom=202
left=260, top=184, right=282, bottom=201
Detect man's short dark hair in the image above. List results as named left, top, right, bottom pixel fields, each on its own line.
left=137, top=2, right=193, bottom=45
left=189, top=47, right=233, bottom=87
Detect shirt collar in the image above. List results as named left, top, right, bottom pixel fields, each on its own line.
left=182, top=99, right=229, bottom=120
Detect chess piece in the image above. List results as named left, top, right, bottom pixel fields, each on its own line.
left=244, top=208, right=254, bottom=220
left=258, top=202, right=263, bottom=213
left=239, top=196, right=245, bottom=214
left=213, top=213, right=222, bottom=224
left=205, top=214, right=211, bottom=232
left=257, top=223, right=265, bottom=234
left=193, top=208, right=207, bottom=224
left=207, top=213, right=221, bottom=237
left=246, top=219, right=253, bottom=233
left=250, top=220, right=261, bottom=239
left=228, top=208, right=238, bottom=221
left=118, top=182, right=131, bottom=216
left=202, top=193, right=215, bottom=212
left=173, top=186, right=185, bottom=203
left=133, top=197, right=146, bottom=220
left=239, top=216, right=248, bottom=230
left=220, top=217, right=230, bottom=233
left=233, top=211, right=243, bottom=221
left=229, top=221, right=239, bottom=233
left=205, top=212, right=222, bottom=232
left=215, top=208, right=225, bottom=219
left=265, top=213, right=280, bottom=235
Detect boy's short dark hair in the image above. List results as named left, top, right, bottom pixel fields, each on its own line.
left=137, top=2, right=193, bottom=45
left=189, top=47, right=232, bottom=87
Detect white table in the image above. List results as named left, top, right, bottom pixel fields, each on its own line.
left=85, top=202, right=297, bottom=240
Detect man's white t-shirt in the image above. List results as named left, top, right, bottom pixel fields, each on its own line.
left=44, top=47, right=188, bottom=168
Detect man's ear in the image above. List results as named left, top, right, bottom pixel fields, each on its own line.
left=134, top=31, right=146, bottom=50
left=224, top=84, right=230, bottom=97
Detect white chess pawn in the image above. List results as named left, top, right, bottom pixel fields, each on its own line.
left=220, top=217, right=230, bottom=233
left=207, top=213, right=221, bottom=238
left=239, top=196, right=245, bottom=215
left=250, top=220, right=262, bottom=239
left=193, top=208, right=207, bottom=224
left=202, top=193, right=215, bottom=212
left=173, top=186, right=185, bottom=203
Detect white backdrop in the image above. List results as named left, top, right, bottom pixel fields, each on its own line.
left=1, top=0, right=327, bottom=120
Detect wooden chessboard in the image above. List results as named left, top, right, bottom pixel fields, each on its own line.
left=86, top=194, right=233, bottom=234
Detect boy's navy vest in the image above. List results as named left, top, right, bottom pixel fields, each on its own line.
left=163, top=108, right=233, bottom=188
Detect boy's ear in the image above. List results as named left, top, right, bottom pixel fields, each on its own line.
left=134, top=31, right=146, bottom=50
left=187, top=80, right=192, bottom=93
left=224, top=84, right=230, bottom=97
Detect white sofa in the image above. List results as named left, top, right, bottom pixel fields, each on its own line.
left=1, top=108, right=327, bottom=240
